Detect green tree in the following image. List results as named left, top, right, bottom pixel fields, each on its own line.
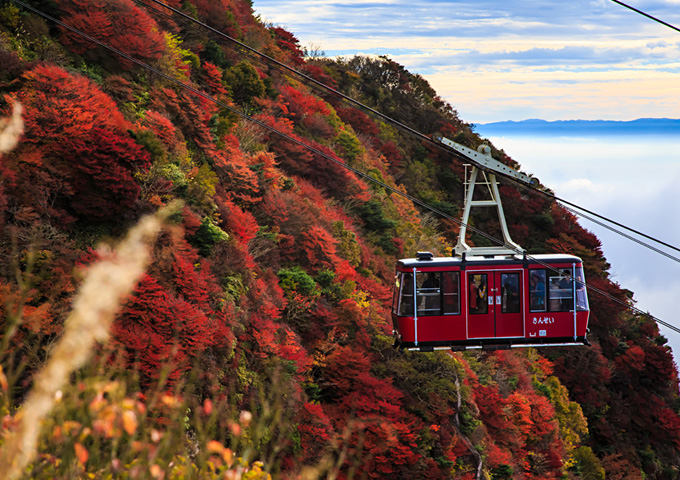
left=224, top=61, right=266, bottom=105
left=573, top=446, right=605, bottom=480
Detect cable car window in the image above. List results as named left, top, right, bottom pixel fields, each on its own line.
left=442, top=272, right=460, bottom=314
left=469, top=274, right=488, bottom=315
left=574, top=266, right=589, bottom=311
left=529, top=269, right=547, bottom=312
left=501, top=273, right=520, bottom=314
left=548, top=269, right=574, bottom=312
left=397, top=272, right=414, bottom=316
left=392, top=274, right=400, bottom=314
left=417, top=272, right=440, bottom=316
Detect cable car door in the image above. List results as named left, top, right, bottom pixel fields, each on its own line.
left=467, top=272, right=494, bottom=338
left=467, top=271, right=523, bottom=339
left=495, top=271, right=523, bottom=337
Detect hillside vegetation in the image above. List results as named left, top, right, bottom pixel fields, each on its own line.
left=0, top=0, right=679, bottom=478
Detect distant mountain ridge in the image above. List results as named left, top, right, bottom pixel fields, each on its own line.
left=475, top=118, right=680, bottom=136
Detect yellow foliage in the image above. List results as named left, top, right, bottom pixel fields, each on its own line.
left=545, top=375, right=588, bottom=467
left=161, top=33, right=198, bottom=80
left=352, top=289, right=370, bottom=308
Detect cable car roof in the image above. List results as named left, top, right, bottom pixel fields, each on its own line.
left=396, top=253, right=583, bottom=269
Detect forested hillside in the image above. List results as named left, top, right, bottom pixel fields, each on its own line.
left=0, top=1, right=679, bottom=478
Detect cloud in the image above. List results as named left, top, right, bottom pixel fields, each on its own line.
left=647, top=40, right=669, bottom=48
left=560, top=178, right=615, bottom=194
left=326, top=42, right=680, bottom=73
left=453, top=44, right=676, bottom=65
left=256, top=0, right=680, bottom=41
left=254, top=0, right=680, bottom=122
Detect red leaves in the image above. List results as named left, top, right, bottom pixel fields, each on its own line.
left=149, top=86, right=217, bottom=155
left=192, top=0, right=242, bottom=38
left=7, top=65, right=149, bottom=222
left=654, top=404, right=680, bottom=449
left=201, top=62, right=228, bottom=96
left=212, top=135, right=261, bottom=204
left=279, top=84, right=331, bottom=118
left=247, top=150, right=281, bottom=187
left=114, top=251, right=234, bottom=387
left=300, top=226, right=340, bottom=272
left=614, top=344, right=646, bottom=377
left=320, top=346, right=424, bottom=478
left=257, top=113, right=371, bottom=201
left=277, top=326, right=312, bottom=373
left=469, top=353, right=568, bottom=478
left=336, top=106, right=379, bottom=137
left=476, top=385, right=522, bottom=448
left=378, top=140, right=405, bottom=171
left=297, top=402, right=333, bottom=462
left=59, top=128, right=150, bottom=219
left=642, top=343, right=677, bottom=384
left=140, top=110, right=180, bottom=151
left=301, top=64, right=337, bottom=88
left=216, top=197, right=259, bottom=244
left=248, top=315, right=311, bottom=374
left=57, top=0, right=166, bottom=69
left=270, top=27, right=305, bottom=66
left=322, top=346, right=371, bottom=396
left=19, top=65, right=129, bottom=141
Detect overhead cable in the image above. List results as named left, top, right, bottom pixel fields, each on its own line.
left=610, top=0, right=680, bottom=34
left=560, top=204, right=680, bottom=264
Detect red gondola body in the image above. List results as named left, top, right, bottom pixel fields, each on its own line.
left=391, top=253, right=590, bottom=351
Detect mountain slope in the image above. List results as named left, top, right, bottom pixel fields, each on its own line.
left=0, top=1, right=678, bottom=479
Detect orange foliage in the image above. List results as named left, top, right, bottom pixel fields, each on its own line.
left=201, top=62, right=228, bottom=96
left=279, top=84, right=331, bottom=118
left=212, top=135, right=261, bottom=204
left=139, top=110, right=182, bottom=151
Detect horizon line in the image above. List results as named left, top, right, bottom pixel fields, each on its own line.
left=476, top=117, right=680, bottom=125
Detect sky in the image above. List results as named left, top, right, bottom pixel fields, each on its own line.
left=253, top=0, right=680, bottom=123
left=253, top=0, right=680, bottom=354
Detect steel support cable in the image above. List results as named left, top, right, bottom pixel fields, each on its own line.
left=583, top=283, right=680, bottom=335
left=138, top=0, right=270, bottom=68
left=142, top=0, right=438, bottom=141
left=13, top=0, right=679, bottom=337
left=535, top=188, right=680, bottom=259
left=610, top=0, right=680, bottom=34
left=559, top=204, right=680, bottom=264
left=141, top=0, right=680, bottom=262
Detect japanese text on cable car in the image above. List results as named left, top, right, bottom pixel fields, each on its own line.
left=533, top=316, right=555, bottom=325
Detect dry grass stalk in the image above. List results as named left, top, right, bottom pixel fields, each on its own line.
left=0, top=203, right=179, bottom=480
left=0, top=102, right=24, bottom=155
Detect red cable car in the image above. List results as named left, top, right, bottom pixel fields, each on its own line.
left=391, top=252, right=590, bottom=351
left=391, top=138, right=590, bottom=351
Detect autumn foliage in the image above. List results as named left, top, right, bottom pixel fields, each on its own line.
left=0, top=2, right=679, bottom=479
left=57, top=0, right=166, bottom=69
